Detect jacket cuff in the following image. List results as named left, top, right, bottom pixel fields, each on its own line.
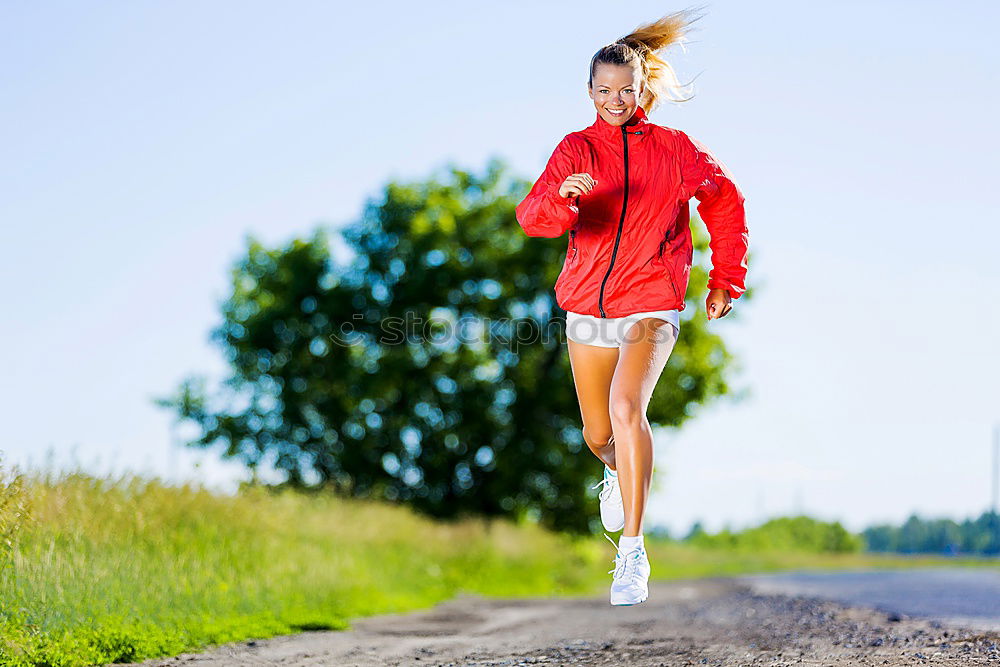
left=707, top=279, right=744, bottom=300
left=545, top=182, right=575, bottom=204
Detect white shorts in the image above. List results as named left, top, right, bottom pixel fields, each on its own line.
left=565, top=309, right=680, bottom=348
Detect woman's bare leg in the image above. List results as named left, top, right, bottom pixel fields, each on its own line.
left=610, top=318, right=678, bottom=536
left=567, top=338, right=620, bottom=469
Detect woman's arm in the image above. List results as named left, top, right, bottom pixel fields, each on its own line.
left=515, top=136, right=580, bottom=238
left=678, top=132, right=749, bottom=301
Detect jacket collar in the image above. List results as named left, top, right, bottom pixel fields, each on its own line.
left=589, top=104, right=650, bottom=138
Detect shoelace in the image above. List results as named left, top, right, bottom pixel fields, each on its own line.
left=604, top=532, right=642, bottom=583
left=590, top=473, right=619, bottom=503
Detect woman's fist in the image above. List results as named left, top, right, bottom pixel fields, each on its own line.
left=706, top=288, right=733, bottom=320
left=559, top=173, right=598, bottom=198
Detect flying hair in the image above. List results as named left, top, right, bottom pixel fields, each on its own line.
left=588, top=6, right=707, bottom=115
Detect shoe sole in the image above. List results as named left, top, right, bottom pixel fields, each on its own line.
left=602, top=518, right=625, bottom=532
left=610, top=585, right=649, bottom=606
left=600, top=493, right=624, bottom=532
left=600, top=500, right=624, bottom=532
left=610, top=595, right=648, bottom=606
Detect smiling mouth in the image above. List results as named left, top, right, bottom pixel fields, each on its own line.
left=607, top=108, right=627, bottom=116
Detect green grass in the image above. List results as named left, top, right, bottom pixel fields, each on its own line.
left=0, top=463, right=994, bottom=666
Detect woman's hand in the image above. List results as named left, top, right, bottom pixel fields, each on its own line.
left=558, top=173, right=598, bottom=198
left=706, top=288, right=732, bottom=320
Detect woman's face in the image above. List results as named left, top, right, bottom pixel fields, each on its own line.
left=588, top=62, right=644, bottom=126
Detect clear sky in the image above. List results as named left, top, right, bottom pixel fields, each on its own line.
left=2, top=0, right=998, bottom=537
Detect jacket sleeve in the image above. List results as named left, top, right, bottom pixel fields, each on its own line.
left=514, top=136, right=580, bottom=238
left=678, top=131, right=749, bottom=299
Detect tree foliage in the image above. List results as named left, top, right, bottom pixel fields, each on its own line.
left=684, top=515, right=863, bottom=553
left=862, top=511, right=1000, bottom=555
left=156, top=157, right=753, bottom=534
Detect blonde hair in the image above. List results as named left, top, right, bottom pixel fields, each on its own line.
left=588, top=6, right=705, bottom=115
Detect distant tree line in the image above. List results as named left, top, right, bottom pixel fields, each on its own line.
left=646, top=511, right=1000, bottom=556
left=861, top=510, right=1000, bottom=555
left=645, top=515, right=863, bottom=553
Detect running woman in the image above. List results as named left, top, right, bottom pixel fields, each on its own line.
left=514, top=9, right=749, bottom=606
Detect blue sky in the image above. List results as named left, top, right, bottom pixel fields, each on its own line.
left=2, top=0, right=998, bottom=537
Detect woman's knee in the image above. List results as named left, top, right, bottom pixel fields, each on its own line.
left=582, top=425, right=614, bottom=451
left=608, top=393, right=643, bottom=428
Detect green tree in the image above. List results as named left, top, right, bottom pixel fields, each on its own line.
left=156, top=158, right=753, bottom=534
left=861, top=511, right=998, bottom=555
left=684, top=515, right=863, bottom=553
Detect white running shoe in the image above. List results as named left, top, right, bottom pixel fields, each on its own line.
left=604, top=533, right=650, bottom=606
left=591, top=465, right=625, bottom=532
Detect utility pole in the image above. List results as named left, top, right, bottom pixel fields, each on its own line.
left=993, top=424, right=999, bottom=555
left=993, top=424, right=999, bottom=518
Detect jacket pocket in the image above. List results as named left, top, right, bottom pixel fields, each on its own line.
left=655, top=227, right=671, bottom=261
left=653, top=250, right=681, bottom=303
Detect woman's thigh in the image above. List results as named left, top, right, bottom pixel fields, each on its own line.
left=567, top=338, right=619, bottom=447
left=610, top=318, right=678, bottom=419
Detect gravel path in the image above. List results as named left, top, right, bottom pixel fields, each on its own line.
left=118, top=578, right=1000, bottom=666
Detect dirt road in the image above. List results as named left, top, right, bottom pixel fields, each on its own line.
left=121, top=578, right=1000, bottom=666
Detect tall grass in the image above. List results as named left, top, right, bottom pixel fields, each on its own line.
left=0, top=459, right=992, bottom=667
left=0, top=463, right=606, bottom=666
left=0, top=456, right=30, bottom=574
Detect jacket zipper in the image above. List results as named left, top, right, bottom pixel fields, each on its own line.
left=598, top=125, right=631, bottom=318
left=570, top=229, right=578, bottom=260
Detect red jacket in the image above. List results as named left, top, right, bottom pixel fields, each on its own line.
left=515, top=105, right=748, bottom=318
